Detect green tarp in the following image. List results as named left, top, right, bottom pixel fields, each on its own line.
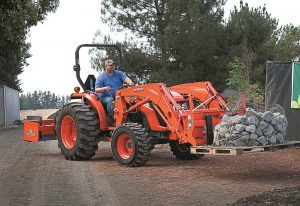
left=291, top=62, right=300, bottom=108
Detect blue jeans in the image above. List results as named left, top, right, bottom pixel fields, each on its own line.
left=100, top=96, right=114, bottom=118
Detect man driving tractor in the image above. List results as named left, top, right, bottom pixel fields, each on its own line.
left=95, top=59, right=134, bottom=118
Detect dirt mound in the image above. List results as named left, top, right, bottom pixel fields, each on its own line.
left=232, top=186, right=300, bottom=206
left=20, top=109, right=58, bottom=120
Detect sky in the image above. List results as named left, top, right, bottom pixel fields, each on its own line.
left=19, top=0, right=300, bottom=96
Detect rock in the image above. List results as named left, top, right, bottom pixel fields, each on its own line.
left=235, top=124, right=246, bottom=132
left=258, top=136, right=268, bottom=146
left=247, top=140, right=254, bottom=146
left=274, top=124, right=284, bottom=133
left=267, top=136, right=277, bottom=144
left=255, top=128, right=263, bottom=137
left=275, top=117, right=282, bottom=125
left=253, top=141, right=260, bottom=146
left=245, top=108, right=258, bottom=117
left=269, top=104, right=285, bottom=115
left=282, top=123, right=287, bottom=132
left=222, top=114, right=231, bottom=123
left=246, top=125, right=256, bottom=133
left=276, top=133, right=285, bottom=143
left=230, top=126, right=235, bottom=132
left=214, top=132, right=221, bottom=141
left=225, top=133, right=231, bottom=139
left=214, top=124, right=220, bottom=131
left=257, top=121, right=268, bottom=130
left=233, top=139, right=246, bottom=146
left=273, top=112, right=281, bottom=117
left=278, top=115, right=288, bottom=124
left=213, top=106, right=287, bottom=147
left=220, top=121, right=231, bottom=127
left=262, top=111, right=274, bottom=123
left=248, top=140, right=260, bottom=146
left=239, top=134, right=250, bottom=142
left=247, top=116, right=259, bottom=126
left=242, top=131, right=249, bottom=136
left=219, top=127, right=227, bottom=137
left=231, top=133, right=241, bottom=140
left=232, top=115, right=242, bottom=124
left=271, top=118, right=278, bottom=125
left=249, top=133, right=258, bottom=140
left=263, top=124, right=274, bottom=137
left=226, top=141, right=234, bottom=147
left=214, top=140, right=220, bottom=146
left=241, top=116, right=248, bottom=125
left=220, top=122, right=227, bottom=126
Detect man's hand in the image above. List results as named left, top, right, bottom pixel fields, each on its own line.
left=104, top=86, right=111, bottom=91
left=124, top=77, right=135, bottom=86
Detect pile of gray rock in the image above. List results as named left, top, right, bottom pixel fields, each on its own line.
left=213, top=104, right=288, bottom=147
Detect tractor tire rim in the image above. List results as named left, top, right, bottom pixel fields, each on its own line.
left=61, top=115, right=77, bottom=149
left=116, top=134, right=134, bottom=159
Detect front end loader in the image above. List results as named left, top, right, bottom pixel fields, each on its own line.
left=24, top=44, right=246, bottom=166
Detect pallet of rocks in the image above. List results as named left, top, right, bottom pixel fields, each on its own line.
left=190, top=141, right=300, bottom=156
left=213, top=104, right=288, bottom=147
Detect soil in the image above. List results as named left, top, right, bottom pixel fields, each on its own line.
left=0, top=126, right=299, bottom=206
left=233, top=186, right=300, bottom=206
left=20, top=109, right=58, bottom=120
left=0, top=108, right=297, bottom=205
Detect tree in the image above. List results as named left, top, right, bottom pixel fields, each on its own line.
left=226, top=57, right=247, bottom=92
left=226, top=57, right=263, bottom=103
left=225, top=1, right=278, bottom=87
left=156, top=0, right=227, bottom=88
left=101, top=0, right=169, bottom=61
left=98, top=0, right=227, bottom=89
left=0, top=0, right=59, bottom=91
left=274, top=24, right=300, bottom=61
left=19, top=90, right=69, bottom=110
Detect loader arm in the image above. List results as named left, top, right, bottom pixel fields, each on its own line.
left=170, top=81, right=228, bottom=110
left=114, top=83, right=192, bottom=144
left=114, top=82, right=246, bottom=146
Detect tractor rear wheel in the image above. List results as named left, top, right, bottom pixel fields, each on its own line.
left=56, top=102, right=100, bottom=160
left=170, top=141, right=204, bottom=160
left=111, top=123, right=151, bottom=167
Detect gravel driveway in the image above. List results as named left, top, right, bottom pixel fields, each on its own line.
left=0, top=127, right=299, bottom=205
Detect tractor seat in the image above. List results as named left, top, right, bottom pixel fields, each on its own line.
left=85, top=75, right=96, bottom=91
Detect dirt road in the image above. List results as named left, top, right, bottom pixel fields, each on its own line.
left=0, top=127, right=299, bottom=206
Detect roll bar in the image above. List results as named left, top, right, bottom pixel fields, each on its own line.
left=73, top=44, right=122, bottom=91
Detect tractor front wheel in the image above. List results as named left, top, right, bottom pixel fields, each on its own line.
left=56, top=102, right=100, bottom=160
left=170, top=141, right=204, bottom=160
left=111, top=123, right=151, bottom=167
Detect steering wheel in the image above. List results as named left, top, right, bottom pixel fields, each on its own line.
left=117, top=84, right=132, bottom=90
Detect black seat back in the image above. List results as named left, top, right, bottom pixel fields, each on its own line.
left=85, top=75, right=96, bottom=91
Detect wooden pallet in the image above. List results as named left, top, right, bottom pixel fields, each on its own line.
left=190, top=141, right=300, bottom=156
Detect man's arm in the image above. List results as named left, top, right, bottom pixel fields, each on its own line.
left=95, top=86, right=110, bottom=93
left=124, top=77, right=134, bottom=86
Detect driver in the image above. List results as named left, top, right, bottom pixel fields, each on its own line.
left=95, top=59, right=134, bottom=119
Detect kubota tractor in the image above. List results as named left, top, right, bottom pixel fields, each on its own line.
left=24, top=44, right=245, bottom=167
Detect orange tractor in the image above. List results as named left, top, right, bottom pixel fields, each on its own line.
left=24, top=44, right=245, bottom=166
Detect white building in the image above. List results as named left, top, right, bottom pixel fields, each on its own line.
left=0, top=85, right=20, bottom=126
